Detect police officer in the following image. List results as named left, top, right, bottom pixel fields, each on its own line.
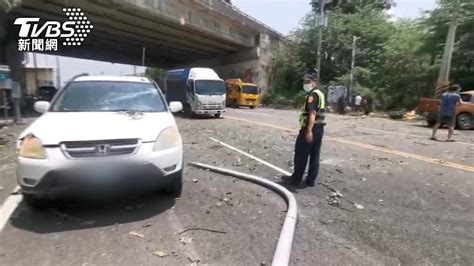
left=286, top=74, right=326, bottom=187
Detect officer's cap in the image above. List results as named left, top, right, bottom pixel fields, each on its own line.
left=303, top=74, right=317, bottom=81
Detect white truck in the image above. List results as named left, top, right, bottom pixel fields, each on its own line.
left=165, top=68, right=226, bottom=118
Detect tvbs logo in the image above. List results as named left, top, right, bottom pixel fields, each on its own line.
left=14, top=8, right=93, bottom=52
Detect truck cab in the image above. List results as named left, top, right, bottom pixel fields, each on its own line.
left=418, top=90, right=474, bottom=130
left=166, top=68, right=226, bottom=118
left=225, top=79, right=260, bottom=109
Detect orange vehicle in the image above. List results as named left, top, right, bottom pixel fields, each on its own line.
left=418, top=90, right=474, bottom=130
left=225, top=79, right=260, bottom=108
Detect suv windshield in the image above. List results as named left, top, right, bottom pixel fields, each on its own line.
left=195, top=80, right=225, bottom=95
left=242, top=85, right=258, bottom=95
left=51, top=81, right=166, bottom=112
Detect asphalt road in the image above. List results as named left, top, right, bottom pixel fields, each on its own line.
left=0, top=108, right=473, bottom=265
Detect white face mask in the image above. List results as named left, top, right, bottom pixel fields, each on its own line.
left=303, top=84, right=313, bottom=92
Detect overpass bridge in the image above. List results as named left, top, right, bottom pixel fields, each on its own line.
left=0, top=0, right=285, bottom=94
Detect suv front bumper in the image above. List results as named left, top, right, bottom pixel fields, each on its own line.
left=17, top=142, right=183, bottom=198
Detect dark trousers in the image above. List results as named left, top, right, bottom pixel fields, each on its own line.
left=292, top=124, right=324, bottom=182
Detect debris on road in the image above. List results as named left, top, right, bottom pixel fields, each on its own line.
left=414, top=141, right=429, bottom=146
left=327, top=191, right=343, bottom=206
left=179, top=227, right=227, bottom=235
left=179, top=236, right=194, bottom=245
left=129, top=231, right=145, bottom=238
left=50, top=209, right=95, bottom=225
left=142, top=223, right=152, bottom=228
left=0, top=186, right=3, bottom=191
left=235, top=157, right=243, bottom=167
left=153, top=251, right=169, bottom=258
left=322, top=183, right=365, bottom=211
left=187, top=256, right=200, bottom=265
left=192, top=178, right=199, bottom=183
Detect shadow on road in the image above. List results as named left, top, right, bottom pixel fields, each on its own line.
left=173, top=112, right=222, bottom=120
left=9, top=192, right=175, bottom=234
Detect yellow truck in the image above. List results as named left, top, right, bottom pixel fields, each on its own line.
left=225, top=79, right=260, bottom=108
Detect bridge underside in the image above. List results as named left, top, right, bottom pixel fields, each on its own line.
left=5, top=0, right=260, bottom=68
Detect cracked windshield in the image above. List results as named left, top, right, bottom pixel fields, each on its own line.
left=0, top=0, right=473, bottom=265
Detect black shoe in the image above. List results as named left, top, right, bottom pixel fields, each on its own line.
left=282, top=175, right=301, bottom=185
left=305, top=180, right=315, bottom=187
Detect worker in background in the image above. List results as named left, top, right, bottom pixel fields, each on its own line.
left=337, top=94, right=345, bottom=115
left=431, top=84, right=463, bottom=142
left=284, top=74, right=326, bottom=187
left=354, top=94, right=362, bottom=115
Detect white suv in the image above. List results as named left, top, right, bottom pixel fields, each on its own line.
left=16, top=75, right=184, bottom=207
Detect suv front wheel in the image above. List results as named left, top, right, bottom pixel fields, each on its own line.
left=22, top=193, right=49, bottom=210
left=164, top=170, right=182, bottom=198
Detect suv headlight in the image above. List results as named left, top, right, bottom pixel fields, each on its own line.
left=153, top=127, right=182, bottom=152
left=18, top=135, right=47, bottom=159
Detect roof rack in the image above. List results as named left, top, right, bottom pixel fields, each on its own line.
left=69, top=73, right=89, bottom=82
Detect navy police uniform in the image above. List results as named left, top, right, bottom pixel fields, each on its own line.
left=292, top=87, right=326, bottom=186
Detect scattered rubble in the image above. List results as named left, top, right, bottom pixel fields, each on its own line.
left=129, top=231, right=145, bottom=238
left=153, top=251, right=169, bottom=258
left=235, top=157, right=243, bottom=167
left=179, top=236, right=194, bottom=245
left=179, top=227, right=227, bottom=235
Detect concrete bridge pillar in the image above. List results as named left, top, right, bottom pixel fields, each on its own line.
left=1, top=16, right=25, bottom=121
left=213, top=33, right=281, bottom=95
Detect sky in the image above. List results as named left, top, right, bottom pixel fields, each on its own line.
left=34, top=0, right=437, bottom=85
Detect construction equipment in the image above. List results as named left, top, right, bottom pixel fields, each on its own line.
left=225, top=79, right=260, bottom=109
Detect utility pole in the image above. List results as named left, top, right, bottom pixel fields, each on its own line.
left=349, top=36, right=360, bottom=104
left=315, top=0, right=325, bottom=81
left=56, top=56, right=61, bottom=88
left=33, top=53, right=39, bottom=90
left=141, top=47, right=146, bottom=67
left=435, top=0, right=461, bottom=97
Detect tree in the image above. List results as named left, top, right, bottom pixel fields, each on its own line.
left=145, top=67, right=165, bottom=82
left=269, top=1, right=472, bottom=110
left=311, top=0, right=393, bottom=13
left=420, top=0, right=474, bottom=89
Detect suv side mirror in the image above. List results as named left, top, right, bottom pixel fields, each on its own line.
left=34, top=101, right=50, bottom=113
left=169, top=101, right=183, bottom=113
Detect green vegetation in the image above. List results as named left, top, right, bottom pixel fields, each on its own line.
left=269, top=0, right=474, bottom=110
left=144, top=67, right=166, bottom=82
